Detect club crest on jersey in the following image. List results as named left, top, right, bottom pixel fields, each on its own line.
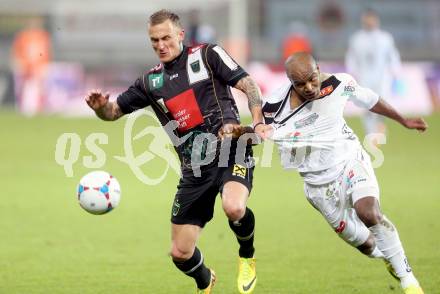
left=320, top=85, right=334, bottom=97
left=232, top=164, right=246, bottom=179
left=190, top=60, right=200, bottom=73
left=149, top=73, right=164, bottom=90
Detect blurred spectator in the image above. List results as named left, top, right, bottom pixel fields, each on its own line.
left=11, top=17, right=51, bottom=116
left=187, top=9, right=216, bottom=46
left=345, top=8, right=401, bottom=136
left=281, top=21, right=313, bottom=63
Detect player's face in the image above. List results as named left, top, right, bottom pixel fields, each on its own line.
left=289, top=68, right=321, bottom=101
left=149, top=20, right=184, bottom=63
left=362, top=13, right=379, bottom=31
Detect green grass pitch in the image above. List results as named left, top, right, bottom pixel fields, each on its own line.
left=0, top=109, right=439, bottom=293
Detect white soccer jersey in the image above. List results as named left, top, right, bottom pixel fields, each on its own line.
left=345, top=29, right=401, bottom=97
left=264, top=73, right=379, bottom=184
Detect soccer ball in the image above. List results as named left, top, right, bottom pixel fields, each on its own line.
left=77, top=171, right=121, bottom=215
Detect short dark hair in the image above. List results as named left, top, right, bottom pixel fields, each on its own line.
left=149, top=9, right=182, bottom=27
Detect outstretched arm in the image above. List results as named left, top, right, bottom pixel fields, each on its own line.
left=234, top=76, right=272, bottom=139
left=370, top=98, right=428, bottom=131
left=85, top=90, right=124, bottom=121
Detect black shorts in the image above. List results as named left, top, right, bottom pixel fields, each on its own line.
left=171, top=153, right=254, bottom=228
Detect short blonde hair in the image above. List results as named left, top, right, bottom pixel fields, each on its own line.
left=149, top=9, right=182, bottom=27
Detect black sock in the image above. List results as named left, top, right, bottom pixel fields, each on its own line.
left=172, top=247, right=211, bottom=289
left=228, top=207, right=255, bottom=258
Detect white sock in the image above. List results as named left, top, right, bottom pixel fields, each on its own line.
left=368, top=246, right=385, bottom=259
left=369, top=216, right=419, bottom=289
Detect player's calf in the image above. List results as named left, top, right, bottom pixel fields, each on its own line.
left=172, top=247, right=213, bottom=290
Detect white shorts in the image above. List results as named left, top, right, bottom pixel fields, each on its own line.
left=303, top=149, right=380, bottom=247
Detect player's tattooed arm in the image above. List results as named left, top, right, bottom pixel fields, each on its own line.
left=234, top=75, right=263, bottom=111
left=234, top=76, right=273, bottom=139
left=85, top=90, right=124, bottom=121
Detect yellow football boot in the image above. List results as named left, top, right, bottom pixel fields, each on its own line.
left=237, top=257, right=257, bottom=294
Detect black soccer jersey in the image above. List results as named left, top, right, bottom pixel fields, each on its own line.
left=117, top=44, right=248, bottom=136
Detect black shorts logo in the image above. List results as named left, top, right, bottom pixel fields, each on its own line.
left=172, top=199, right=181, bottom=216
left=232, top=164, right=246, bottom=179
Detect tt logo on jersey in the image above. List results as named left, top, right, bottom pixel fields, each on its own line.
left=149, top=73, right=164, bottom=90
left=232, top=164, right=246, bottom=179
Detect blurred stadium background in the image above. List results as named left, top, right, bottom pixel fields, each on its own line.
left=0, top=0, right=439, bottom=293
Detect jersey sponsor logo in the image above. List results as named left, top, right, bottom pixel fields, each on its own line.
left=319, top=85, right=334, bottom=97
left=352, top=178, right=367, bottom=185
left=294, top=113, right=319, bottom=129
left=212, top=46, right=238, bottom=70
left=164, top=88, right=204, bottom=132
left=149, top=73, right=164, bottom=90
left=342, top=85, right=356, bottom=96
left=187, top=48, right=209, bottom=84
left=232, top=164, right=247, bottom=178
left=344, top=85, right=355, bottom=92
left=169, top=73, right=179, bottom=80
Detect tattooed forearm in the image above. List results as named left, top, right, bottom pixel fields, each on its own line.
left=235, top=76, right=263, bottom=110
left=95, top=102, right=124, bottom=121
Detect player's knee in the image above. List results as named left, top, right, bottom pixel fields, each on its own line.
left=170, top=244, right=194, bottom=261
left=223, top=203, right=246, bottom=221
left=357, top=208, right=383, bottom=227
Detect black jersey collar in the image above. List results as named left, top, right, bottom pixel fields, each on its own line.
left=164, top=46, right=187, bottom=70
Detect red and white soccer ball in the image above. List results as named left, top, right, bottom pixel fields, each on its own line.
left=77, top=171, right=121, bottom=215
